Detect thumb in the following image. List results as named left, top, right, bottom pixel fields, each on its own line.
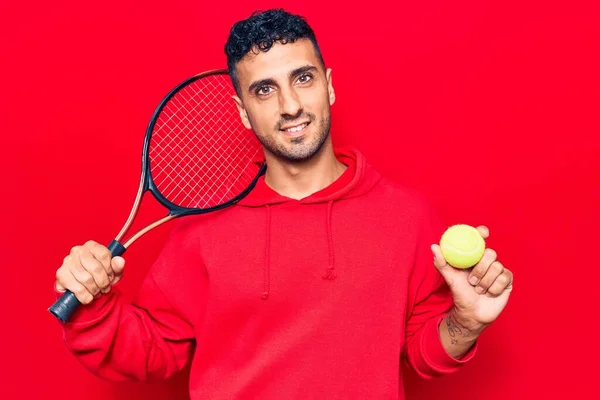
left=110, top=256, right=126, bottom=284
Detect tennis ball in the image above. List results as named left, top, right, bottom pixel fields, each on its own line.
left=439, top=224, right=485, bottom=269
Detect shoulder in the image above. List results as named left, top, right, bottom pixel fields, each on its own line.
left=159, top=213, right=215, bottom=250
left=373, top=176, right=438, bottom=218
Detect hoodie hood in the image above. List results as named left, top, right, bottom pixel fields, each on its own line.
left=237, top=147, right=381, bottom=299
left=237, top=146, right=381, bottom=207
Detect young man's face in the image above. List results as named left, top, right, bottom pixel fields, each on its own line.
left=232, top=38, right=335, bottom=162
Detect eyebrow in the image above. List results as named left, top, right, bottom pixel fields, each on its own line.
left=290, top=65, right=318, bottom=78
left=247, top=65, right=318, bottom=93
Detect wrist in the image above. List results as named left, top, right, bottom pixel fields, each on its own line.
left=449, top=308, right=487, bottom=338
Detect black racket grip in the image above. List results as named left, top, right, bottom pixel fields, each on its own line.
left=48, top=240, right=126, bottom=323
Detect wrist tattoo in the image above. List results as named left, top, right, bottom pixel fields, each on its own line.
left=446, top=312, right=471, bottom=345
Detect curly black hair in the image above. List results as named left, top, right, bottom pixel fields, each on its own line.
left=224, top=9, right=325, bottom=93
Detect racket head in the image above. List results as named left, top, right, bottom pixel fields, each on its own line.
left=142, top=69, right=266, bottom=216
left=48, top=69, right=266, bottom=323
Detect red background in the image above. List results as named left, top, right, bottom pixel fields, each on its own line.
left=1, top=0, right=598, bottom=398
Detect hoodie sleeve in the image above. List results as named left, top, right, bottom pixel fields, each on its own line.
left=401, top=198, right=477, bottom=378
left=56, top=220, right=208, bottom=382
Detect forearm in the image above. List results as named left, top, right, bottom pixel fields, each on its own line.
left=439, top=309, right=484, bottom=359
left=59, top=285, right=192, bottom=381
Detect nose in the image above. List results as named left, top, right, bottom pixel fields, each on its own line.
left=279, top=87, right=302, bottom=118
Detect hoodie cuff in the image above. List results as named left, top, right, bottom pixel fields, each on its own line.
left=52, top=287, right=119, bottom=327
left=420, top=314, right=478, bottom=373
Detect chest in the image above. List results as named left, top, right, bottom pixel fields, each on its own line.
left=198, top=202, right=419, bottom=312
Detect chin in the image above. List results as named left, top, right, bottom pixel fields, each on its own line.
left=279, top=135, right=328, bottom=162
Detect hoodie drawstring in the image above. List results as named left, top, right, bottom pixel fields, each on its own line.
left=261, top=201, right=336, bottom=299
left=323, top=200, right=337, bottom=280
left=262, top=205, right=271, bottom=300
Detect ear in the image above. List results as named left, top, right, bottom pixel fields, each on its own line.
left=232, top=95, right=252, bottom=129
left=326, top=68, right=335, bottom=106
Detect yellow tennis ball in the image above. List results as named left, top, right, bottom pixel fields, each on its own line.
left=440, top=224, right=485, bottom=269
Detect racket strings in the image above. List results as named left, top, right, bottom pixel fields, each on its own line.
left=154, top=113, right=258, bottom=206
left=149, top=74, right=262, bottom=209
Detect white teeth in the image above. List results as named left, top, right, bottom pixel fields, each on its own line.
left=284, top=123, right=308, bottom=133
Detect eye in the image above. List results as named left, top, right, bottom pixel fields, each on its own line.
left=256, top=86, right=273, bottom=96
left=296, top=73, right=313, bottom=84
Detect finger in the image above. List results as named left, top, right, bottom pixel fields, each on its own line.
left=486, top=269, right=514, bottom=297
left=80, top=247, right=111, bottom=293
left=68, top=269, right=95, bottom=304
left=86, top=240, right=114, bottom=281
left=431, top=244, right=466, bottom=290
left=475, top=260, right=504, bottom=294
left=468, top=248, right=497, bottom=286
left=66, top=247, right=100, bottom=296
left=431, top=244, right=449, bottom=271
left=476, top=225, right=489, bottom=239
left=110, top=257, right=126, bottom=284
left=56, top=267, right=94, bottom=304
left=55, top=259, right=69, bottom=292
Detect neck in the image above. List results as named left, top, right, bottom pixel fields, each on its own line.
left=263, top=139, right=347, bottom=200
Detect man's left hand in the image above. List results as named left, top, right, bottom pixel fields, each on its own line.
left=431, top=225, right=513, bottom=333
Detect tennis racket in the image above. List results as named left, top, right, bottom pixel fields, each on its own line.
left=48, top=69, right=266, bottom=323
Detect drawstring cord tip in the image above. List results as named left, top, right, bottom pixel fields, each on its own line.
left=323, top=267, right=337, bottom=280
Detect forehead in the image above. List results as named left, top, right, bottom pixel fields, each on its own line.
left=235, top=39, right=322, bottom=85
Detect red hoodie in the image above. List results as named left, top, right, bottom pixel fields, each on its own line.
left=56, top=147, right=476, bottom=399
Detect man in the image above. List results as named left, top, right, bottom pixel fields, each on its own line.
left=54, top=8, right=513, bottom=399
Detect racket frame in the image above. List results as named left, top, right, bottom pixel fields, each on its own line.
left=117, top=68, right=266, bottom=248
left=49, top=69, right=266, bottom=322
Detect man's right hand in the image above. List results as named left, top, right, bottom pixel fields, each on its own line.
left=55, top=240, right=126, bottom=304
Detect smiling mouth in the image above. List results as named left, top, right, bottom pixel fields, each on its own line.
left=280, top=122, right=310, bottom=134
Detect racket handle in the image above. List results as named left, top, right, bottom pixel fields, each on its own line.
left=48, top=239, right=126, bottom=323
left=48, top=290, right=79, bottom=322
